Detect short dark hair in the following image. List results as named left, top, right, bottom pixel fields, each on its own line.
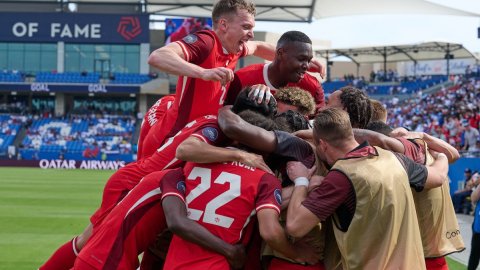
left=212, top=0, right=256, bottom=27
left=238, top=110, right=277, bottom=131
left=232, top=86, right=277, bottom=118
left=274, top=110, right=310, bottom=133
left=277, top=31, right=312, bottom=48
left=313, top=108, right=353, bottom=148
left=338, top=86, right=372, bottom=129
left=365, top=121, right=393, bottom=136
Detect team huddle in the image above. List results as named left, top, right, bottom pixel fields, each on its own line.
left=39, top=0, right=465, bottom=269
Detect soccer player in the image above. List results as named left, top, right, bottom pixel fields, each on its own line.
left=285, top=108, right=450, bottom=269
left=39, top=88, right=275, bottom=270
left=141, top=0, right=272, bottom=158
left=274, top=87, right=316, bottom=117
left=137, top=94, right=174, bottom=159
left=225, top=30, right=325, bottom=113
left=356, top=121, right=465, bottom=270
left=325, top=86, right=372, bottom=128
left=163, top=112, right=319, bottom=270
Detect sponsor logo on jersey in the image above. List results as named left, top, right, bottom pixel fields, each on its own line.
left=274, top=189, right=282, bottom=205
left=202, top=127, right=218, bottom=142
left=177, top=180, right=186, bottom=194
left=183, top=34, right=197, bottom=44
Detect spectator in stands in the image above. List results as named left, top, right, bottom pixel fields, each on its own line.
left=462, top=121, right=480, bottom=152
left=452, top=168, right=475, bottom=214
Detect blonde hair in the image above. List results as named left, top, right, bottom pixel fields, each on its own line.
left=212, top=0, right=256, bottom=27
left=274, top=86, right=315, bottom=116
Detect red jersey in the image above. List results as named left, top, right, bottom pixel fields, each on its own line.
left=137, top=94, right=175, bottom=159
left=164, top=160, right=282, bottom=270
left=153, top=30, right=248, bottom=148
left=89, top=115, right=226, bottom=226
left=227, top=63, right=325, bottom=110
left=77, top=169, right=185, bottom=270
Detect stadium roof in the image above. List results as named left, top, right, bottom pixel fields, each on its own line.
left=314, top=42, right=477, bottom=65
left=1, top=0, right=479, bottom=23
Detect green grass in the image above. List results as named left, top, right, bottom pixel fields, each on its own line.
left=0, top=167, right=469, bottom=269
left=0, top=167, right=113, bottom=269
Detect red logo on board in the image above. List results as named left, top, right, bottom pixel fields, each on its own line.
left=117, top=16, right=142, bottom=41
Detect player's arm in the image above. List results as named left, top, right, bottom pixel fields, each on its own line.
left=353, top=128, right=405, bottom=153
left=407, top=131, right=460, bottom=163
left=162, top=196, right=245, bottom=269
left=148, top=42, right=233, bottom=84
left=218, top=106, right=277, bottom=153
left=176, top=136, right=273, bottom=174
left=423, top=152, right=449, bottom=189
left=245, top=41, right=275, bottom=61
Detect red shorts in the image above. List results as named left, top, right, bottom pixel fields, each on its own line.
left=425, top=257, right=447, bottom=270
left=89, top=163, right=145, bottom=226
left=268, top=258, right=326, bottom=270
left=79, top=171, right=170, bottom=270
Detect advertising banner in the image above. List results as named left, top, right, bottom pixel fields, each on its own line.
left=0, top=83, right=140, bottom=93
left=0, top=12, right=149, bottom=44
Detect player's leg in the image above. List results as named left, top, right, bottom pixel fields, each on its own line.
left=74, top=171, right=172, bottom=270
left=40, top=168, right=140, bottom=270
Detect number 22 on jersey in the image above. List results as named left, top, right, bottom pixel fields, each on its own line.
left=185, top=167, right=240, bottom=228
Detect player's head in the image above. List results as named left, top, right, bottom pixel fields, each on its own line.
left=232, top=86, right=277, bottom=118
left=237, top=110, right=277, bottom=131
left=274, top=110, right=310, bottom=133
left=313, top=108, right=354, bottom=165
left=370, top=99, right=387, bottom=123
left=274, top=86, right=315, bottom=116
left=274, top=31, right=313, bottom=83
left=326, top=86, right=372, bottom=129
left=212, top=0, right=256, bottom=54
left=365, top=121, right=393, bottom=136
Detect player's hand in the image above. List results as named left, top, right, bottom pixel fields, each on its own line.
left=308, top=58, right=326, bottom=79
left=226, top=243, right=246, bottom=269
left=201, top=67, right=234, bottom=85
left=237, top=151, right=273, bottom=174
left=286, top=161, right=316, bottom=180
left=248, top=84, right=272, bottom=104
left=293, top=129, right=313, bottom=141
left=308, top=175, right=324, bottom=191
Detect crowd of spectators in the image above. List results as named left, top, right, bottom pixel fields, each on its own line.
left=385, top=76, right=480, bottom=157
left=19, top=114, right=136, bottom=159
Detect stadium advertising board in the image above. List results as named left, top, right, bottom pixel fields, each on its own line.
left=0, top=83, right=139, bottom=93
left=0, top=159, right=126, bottom=170
left=0, top=13, right=149, bottom=44
left=164, top=17, right=212, bottom=45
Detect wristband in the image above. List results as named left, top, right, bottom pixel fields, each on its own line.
left=294, top=177, right=309, bottom=187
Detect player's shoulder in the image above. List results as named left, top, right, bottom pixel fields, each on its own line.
left=236, top=63, right=264, bottom=74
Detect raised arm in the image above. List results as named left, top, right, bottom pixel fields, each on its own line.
left=217, top=106, right=277, bottom=153
left=148, top=43, right=233, bottom=85
left=162, top=196, right=245, bottom=269
left=246, top=41, right=275, bottom=61
left=408, top=132, right=460, bottom=163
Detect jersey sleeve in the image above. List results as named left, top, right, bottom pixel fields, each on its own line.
left=397, top=137, right=426, bottom=164
left=255, top=173, right=282, bottom=214
left=393, top=152, right=428, bottom=192
left=160, top=168, right=186, bottom=202
left=273, top=130, right=316, bottom=168
left=176, top=31, right=214, bottom=64
left=191, top=124, right=228, bottom=146
left=305, top=75, right=326, bottom=110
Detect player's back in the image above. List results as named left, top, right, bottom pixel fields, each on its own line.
left=164, top=159, right=281, bottom=270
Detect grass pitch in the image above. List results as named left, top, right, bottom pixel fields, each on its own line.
left=0, top=167, right=112, bottom=269
left=0, top=167, right=468, bottom=269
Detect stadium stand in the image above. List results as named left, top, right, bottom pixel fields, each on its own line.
left=110, top=73, right=153, bottom=84
left=0, top=70, right=23, bottom=82
left=19, top=115, right=136, bottom=162
left=0, top=115, right=22, bottom=155
left=35, top=72, right=101, bottom=84
left=385, top=76, right=480, bottom=157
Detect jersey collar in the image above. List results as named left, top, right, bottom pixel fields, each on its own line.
left=263, top=63, right=277, bottom=90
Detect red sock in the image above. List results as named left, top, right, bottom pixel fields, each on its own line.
left=40, top=237, right=78, bottom=270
